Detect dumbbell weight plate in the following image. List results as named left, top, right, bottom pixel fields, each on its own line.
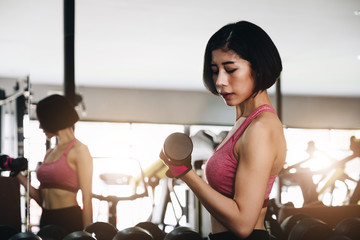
left=84, top=222, right=118, bottom=240
left=163, top=132, right=193, bottom=165
left=334, top=217, right=360, bottom=240
left=113, top=226, right=153, bottom=240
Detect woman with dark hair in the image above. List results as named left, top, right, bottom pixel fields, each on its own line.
left=162, top=21, right=286, bottom=239
left=16, top=94, right=93, bottom=233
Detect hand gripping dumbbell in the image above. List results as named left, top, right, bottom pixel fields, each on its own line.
left=0, top=155, right=28, bottom=177
left=160, top=132, right=193, bottom=178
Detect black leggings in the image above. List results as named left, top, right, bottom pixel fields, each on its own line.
left=209, top=230, right=270, bottom=240
left=40, top=205, right=83, bottom=234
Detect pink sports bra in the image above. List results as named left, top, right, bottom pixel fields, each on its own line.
left=37, top=139, right=79, bottom=192
left=205, top=105, right=277, bottom=208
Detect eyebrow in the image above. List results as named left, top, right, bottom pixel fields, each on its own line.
left=211, top=61, right=235, bottom=66
left=222, top=61, right=235, bottom=65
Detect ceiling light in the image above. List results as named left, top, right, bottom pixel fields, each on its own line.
left=355, top=10, right=360, bottom=16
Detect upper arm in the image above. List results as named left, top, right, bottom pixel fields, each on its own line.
left=233, top=116, right=277, bottom=225
left=72, top=144, right=93, bottom=197
left=71, top=143, right=93, bottom=225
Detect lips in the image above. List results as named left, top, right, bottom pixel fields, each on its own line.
left=221, top=92, right=233, bottom=100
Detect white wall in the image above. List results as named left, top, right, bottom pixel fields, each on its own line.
left=2, top=78, right=360, bottom=129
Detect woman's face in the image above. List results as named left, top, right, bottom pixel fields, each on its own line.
left=211, top=49, right=255, bottom=106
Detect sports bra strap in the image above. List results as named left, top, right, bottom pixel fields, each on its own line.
left=232, top=105, right=276, bottom=140
left=63, top=138, right=77, bottom=156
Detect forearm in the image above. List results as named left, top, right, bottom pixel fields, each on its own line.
left=82, top=197, right=93, bottom=228
left=181, top=170, right=254, bottom=237
left=16, top=173, right=42, bottom=205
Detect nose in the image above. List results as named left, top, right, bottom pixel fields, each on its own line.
left=215, top=70, right=228, bottom=91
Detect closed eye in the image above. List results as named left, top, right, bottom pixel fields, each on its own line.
left=226, top=69, right=236, bottom=73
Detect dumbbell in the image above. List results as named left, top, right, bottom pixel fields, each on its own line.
left=280, top=214, right=311, bottom=239
left=112, top=226, right=153, bottom=240
left=164, top=226, right=202, bottom=240
left=0, top=155, right=28, bottom=176
left=288, top=217, right=334, bottom=240
left=8, top=232, right=42, bottom=240
left=37, top=224, right=68, bottom=240
left=84, top=222, right=118, bottom=240
left=135, top=222, right=166, bottom=240
left=160, top=132, right=193, bottom=178
left=334, top=217, right=360, bottom=240
left=62, top=231, right=96, bottom=240
left=0, top=225, right=19, bottom=240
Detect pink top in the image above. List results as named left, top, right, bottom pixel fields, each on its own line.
left=37, top=139, right=79, bottom=192
left=205, top=105, right=277, bottom=208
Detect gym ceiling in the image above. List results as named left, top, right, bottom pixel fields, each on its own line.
left=0, top=0, right=359, bottom=97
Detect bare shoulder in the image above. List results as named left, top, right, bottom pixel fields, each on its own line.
left=73, top=140, right=89, bottom=151
left=69, top=140, right=92, bottom=160
left=246, top=111, right=283, bottom=138
left=249, top=111, right=286, bottom=171
left=240, top=111, right=286, bottom=171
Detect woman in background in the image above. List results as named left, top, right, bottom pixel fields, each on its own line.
left=17, top=94, right=93, bottom=233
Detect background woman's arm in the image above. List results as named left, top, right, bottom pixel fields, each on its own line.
left=75, top=144, right=93, bottom=228
left=16, top=173, right=42, bottom=206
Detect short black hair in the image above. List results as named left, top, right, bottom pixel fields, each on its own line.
left=203, top=21, right=282, bottom=96
left=36, top=94, right=79, bottom=133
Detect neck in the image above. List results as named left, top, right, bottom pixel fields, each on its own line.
left=235, top=90, right=272, bottom=120
left=56, top=128, right=75, bottom=145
